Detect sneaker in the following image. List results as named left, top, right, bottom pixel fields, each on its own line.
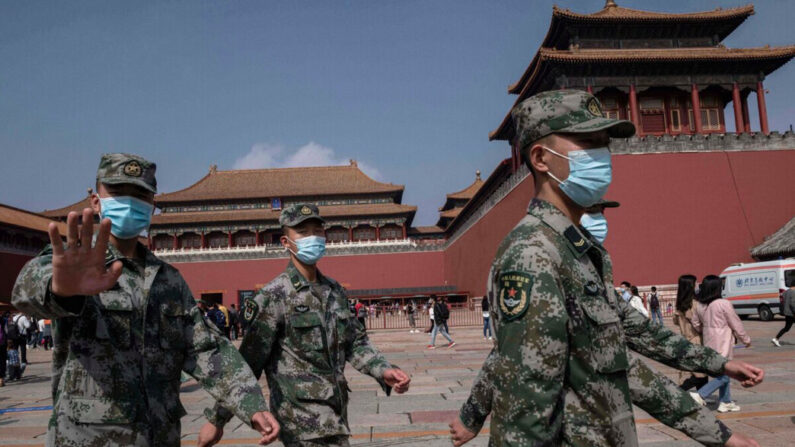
left=488, top=336, right=493, bottom=340
left=690, top=392, right=706, bottom=406
left=718, top=402, right=741, bottom=413
left=427, top=345, right=436, bottom=349
left=772, top=338, right=781, bottom=347
left=447, top=342, right=457, bottom=348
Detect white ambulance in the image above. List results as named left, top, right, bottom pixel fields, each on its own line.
left=720, top=259, right=795, bottom=321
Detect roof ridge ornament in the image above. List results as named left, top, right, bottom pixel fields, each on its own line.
left=209, top=164, right=217, bottom=174
left=476, top=170, right=481, bottom=181
left=605, top=0, right=617, bottom=8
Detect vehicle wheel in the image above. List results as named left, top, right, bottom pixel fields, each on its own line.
left=758, top=304, right=773, bottom=322
left=739, top=314, right=749, bottom=320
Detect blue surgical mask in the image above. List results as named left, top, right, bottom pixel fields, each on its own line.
left=545, top=147, right=612, bottom=208
left=581, top=212, right=608, bottom=244
left=287, top=236, right=326, bottom=265
left=99, top=196, right=154, bottom=240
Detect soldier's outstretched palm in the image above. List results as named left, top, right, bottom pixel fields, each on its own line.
left=48, top=208, right=122, bottom=297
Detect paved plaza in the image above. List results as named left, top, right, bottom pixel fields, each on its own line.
left=2, top=318, right=795, bottom=446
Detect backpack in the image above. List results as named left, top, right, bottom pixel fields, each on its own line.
left=436, top=303, right=450, bottom=321
left=7, top=315, right=21, bottom=340
left=209, top=309, right=226, bottom=329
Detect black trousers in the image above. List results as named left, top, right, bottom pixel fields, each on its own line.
left=776, top=315, right=795, bottom=340
left=0, top=344, right=6, bottom=379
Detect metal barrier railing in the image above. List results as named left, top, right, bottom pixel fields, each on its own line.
left=359, top=306, right=483, bottom=331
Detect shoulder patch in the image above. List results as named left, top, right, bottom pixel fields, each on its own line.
left=242, top=298, right=259, bottom=323
left=497, top=271, right=533, bottom=321
left=564, top=226, right=589, bottom=256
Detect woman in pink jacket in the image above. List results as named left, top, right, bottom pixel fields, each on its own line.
left=691, top=275, right=752, bottom=413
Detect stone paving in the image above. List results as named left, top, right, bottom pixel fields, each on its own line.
left=2, top=318, right=795, bottom=446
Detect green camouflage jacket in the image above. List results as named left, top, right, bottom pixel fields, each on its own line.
left=12, top=243, right=267, bottom=446
left=206, top=262, right=393, bottom=444
left=458, top=199, right=729, bottom=447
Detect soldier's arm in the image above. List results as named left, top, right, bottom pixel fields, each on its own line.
left=458, top=348, right=496, bottom=434
left=11, top=248, right=86, bottom=318
left=617, top=292, right=726, bottom=376
left=203, top=290, right=281, bottom=428
left=628, top=354, right=732, bottom=447
left=343, top=290, right=394, bottom=393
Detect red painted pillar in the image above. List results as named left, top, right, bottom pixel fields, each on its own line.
left=255, top=230, right=260, bottom=246
left=757, top=81, right=769, bottom=135
left=732, top=82, right=744, bottom=134
left=741, top=94, right=751, bottom=133
left=228, top=231, right=233, bottom=248
left=200, top=232, right=206, bottom=248
left=348, top=227, right=353, bottom=242
left=402, top=224, right=407, bottom=239
left=375, top=226, right=380, bottom=241
left=663, top=97, right=672, bottom=135
left=172, top=234, right=178, bottom=249
left=691, top=83, right=703, bottom=134
left=629, top=84, right=641, bottom=135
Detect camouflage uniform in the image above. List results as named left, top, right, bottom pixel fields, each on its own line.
left=11, top=154, right=267, bottom=446
left=206, top=204, right=395, bottom=446
left=458, top=199, right=732, bottom=446
left=456, top=91, right=732, bottom=446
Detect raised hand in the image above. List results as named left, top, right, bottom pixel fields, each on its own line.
left=251, top=411, right=280, bottom=445
left=383, top=368, right=411, bottom=394
left=48, top=208, right=122, bottom=297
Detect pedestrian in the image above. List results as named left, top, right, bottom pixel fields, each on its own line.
left=355, top=299, right=367, bottom=330
left=199, top=204, right=410, bottom=447
left=629, top=286, right=649, bottom=318
left=673, top=274, right=708, bottom=392
left=449, top=90, right=763, bottom=447
left=692, top=275, right=752, bottom=413
left=218, top=302, right=231, bottom=339
left=12, top=153, right=277, bottom=446
left=28, top=316, right=40, bottom=350
left=228, top=304, right=239, bottom=340
left=649, top=286, right=663, bottom=325
left=41, top=319, right=52, bottom=351
left=9, top=312, right=29, bottom=366
left=6, top=339, right=22, bottom=381
left=440, top=297, right=452, bottom=335
left=481, top=297, right=492, bottom=340
left=619, top=280, right=632, bottom=302
left=0, top=312, right=7, bottom=387
left=407, top=301, right=418, bottom=333
left=207, top=303, right=227, bottom=334
left=772, top=280, right=795, bottom=347
left=427, top=295, right=455, bottom=349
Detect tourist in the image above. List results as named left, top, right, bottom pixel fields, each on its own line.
left=619, top=281, right=632, bottom=302
left=772, top=281, right=795, bottom=347
left=217, top=302, right=231, bottom=339
left=692, top=275, right=751, bottom=413
left=481, top=298, right=492, bottom=340
left=426, top=299, right=435, bottom=333
left=207, top=302, right=227, bottom=334
left=6, top=339, right=22, bottom=381
left=41, top=319, right=52, bottom=351
left=673, top=274, right=708, bottom=391
left=428, top=294, right=455, bottom=349
left=407, top=301, right=418, bottom=333
left=9, top=312, right=30, bottom=365
left=649, top=286, right=663, bottom=325
left=629, top=286, right=649, bottom=318
left=198, top=204, right=409, bottom=447
left=355, top=299, right=367, bottom=330
left=228, top=303, right=239, bottom=340
left=0, top=311, right=7, bottom=387
left=11, top=153, right=274, bottom=446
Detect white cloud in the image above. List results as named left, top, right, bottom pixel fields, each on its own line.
left=233, top=141, right=383, bottom=180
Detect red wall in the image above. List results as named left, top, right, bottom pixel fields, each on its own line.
left=0, top=253, right=34, bottom=304
left=172, top=251, right=445, bottom=306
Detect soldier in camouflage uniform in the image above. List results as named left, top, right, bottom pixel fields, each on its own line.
left=448, top=91, right=764, bottom=447
left=12, top=154, right=279, bottom=447
left=200, top=204, right=411, bottom=447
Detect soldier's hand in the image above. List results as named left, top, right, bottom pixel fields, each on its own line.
left=251, top=411, right=280, bottom=445
left=196, top=422, right=223, bottom=447
left=449, top=417, right=476, bottom=446
left=725, top=432, right=761, bottom=447
left=383, top=368, right=411, bottom=394
left=48, top=209, right=122, bottom=297
left=724, top=360, right=764, bottom=387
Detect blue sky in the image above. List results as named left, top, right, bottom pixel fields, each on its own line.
left=1, top=0, right=793, bottom=225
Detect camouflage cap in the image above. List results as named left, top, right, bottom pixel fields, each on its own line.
left=279, top=203, right=326, bottom=227
left=97, top=153, right=157, bottom=193
left=511, top=90, right=635, bottom=151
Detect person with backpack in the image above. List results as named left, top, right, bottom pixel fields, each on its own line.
left=207, top=303, right=227, bottom=333
left=427, top=295, right=455, bottom=349
left=228, top=304, right=239, bottom=340
left=355, top=299, right=367, bottom=330
left=8, top=312, right=29, bottom=367
left=0, top=311, right=7, bottom=387
left=407, top=301, right=418, bottom=333
left=649, top=286, right=663, bottom=326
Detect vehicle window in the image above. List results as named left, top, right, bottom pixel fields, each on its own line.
left=785, top=269, right=795, bottom=288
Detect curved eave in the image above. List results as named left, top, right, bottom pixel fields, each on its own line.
left=41, top=196, right=93, bottom=218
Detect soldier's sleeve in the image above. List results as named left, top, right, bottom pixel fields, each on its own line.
left=11, top=247, right=86, bottom=318
left=492, top=243, right=569, bottom=442
left=342, top=288, right=394, bottom=394
left=627, top=354, right=732, bottom=447
left=458, top=348, right=496, bottom=434
left=616, top=293, right=726, bottom=377
left=178, top=281, right=267, bottom=428
left=204, top=290, right=282, bottom=427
